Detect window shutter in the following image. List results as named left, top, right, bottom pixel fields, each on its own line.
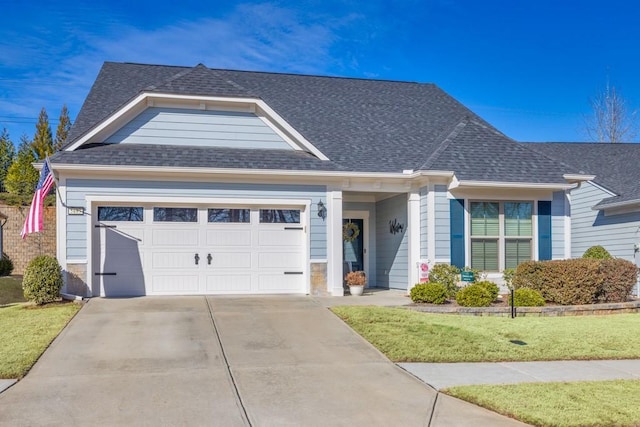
left=450, top=199, right=465, bottom=269
left=538, top=201, right=552, bottom=260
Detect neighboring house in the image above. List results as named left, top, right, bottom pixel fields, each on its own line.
left=524, top=142, right=640, bottom=263
left=52, top=62, right=592, bottom=297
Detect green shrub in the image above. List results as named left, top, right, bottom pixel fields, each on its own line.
left=429, top=264, right=460, bottom=296
left=512, top=288, right=545, bottom=307
left=475, top=280, right=499, bottom=301
left=0, top=254, right=13, bottom=276
left=455, top=284, right=493, bottom=307
left=583, top=245, right=612, bottom=260
left=598, top=259, right=638, bottom=303
left=22, top=255, right=63, bottom=305
left=410, top=282, right=449, bottom=304
left=513, top=258, right=637, bottom=305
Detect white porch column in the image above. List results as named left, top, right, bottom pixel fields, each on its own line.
left=327, top=190, right=344, bottom=296
left=407, top=191, right=421, bottom=291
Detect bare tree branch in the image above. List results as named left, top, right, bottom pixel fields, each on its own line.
left=584, top=83, right=638, bottom=143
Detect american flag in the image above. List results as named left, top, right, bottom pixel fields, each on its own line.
left=21, top=158, right=55, bottom=239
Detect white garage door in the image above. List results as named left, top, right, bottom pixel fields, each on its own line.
left=93, top=205, right=307, bottom=296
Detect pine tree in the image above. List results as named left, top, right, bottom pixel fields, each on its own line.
left=31, top=107, right=54, bottom=160
left=0, top=129, right=15, bottom=191
left=5, top=135, right=39, bottom=196
left=54, top=104, right=72, bottom=151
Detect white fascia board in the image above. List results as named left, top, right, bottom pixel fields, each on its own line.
left=562, top=173, right=596, bottom=182
left=450, top=179, right=576, bottom=191
left=52, top=163, right=454, bottom=181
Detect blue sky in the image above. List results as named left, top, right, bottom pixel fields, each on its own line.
left=1, top=0, right=639, bottom=144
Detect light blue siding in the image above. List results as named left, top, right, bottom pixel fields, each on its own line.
left=65, top=179, right=326, bottom=260
left=551, top=191, right=566, bottom=259
left=343, top=202, right=377, bottom=286
left=571, top=182, right=640, bottom=261
left=434, top=185, right=450, bottom=260
left=420, top=186, right=428, bottom=259
left=105, top=107, right=291, bottom=150
left=375, top=194, right=408, bottom=290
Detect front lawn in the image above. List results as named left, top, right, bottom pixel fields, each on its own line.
left=445, top=380, right=640, bottom=427
left=330, top=306, right=640, bottom=362
left=0, top=302, right=81, bottom=378
left=0, top=276, right=27, bottom=305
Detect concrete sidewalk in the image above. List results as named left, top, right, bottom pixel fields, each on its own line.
left=400, top=359, right=640, bottom=390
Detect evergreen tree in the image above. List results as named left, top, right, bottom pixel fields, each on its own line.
left=5, top=135, right=39, bottom=196
left=0, top=129, right=15, bottom=191
left=54, top=104, right=72, bottom=151
left=31, top=107, right=54, bottom=159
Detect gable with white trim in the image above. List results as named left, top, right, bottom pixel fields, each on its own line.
left=105, top=107, right=292, bottom=150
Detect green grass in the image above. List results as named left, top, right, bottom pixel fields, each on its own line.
left=330, top=306, right=640, bottom=362
left=0, top=302, right=81, bottom=378
left=444, top=380, right=640, bottom=427
left=0, top=276, right=26, bottom=306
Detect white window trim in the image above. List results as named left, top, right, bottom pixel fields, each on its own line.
left=465, top=199, right=538, bottom=272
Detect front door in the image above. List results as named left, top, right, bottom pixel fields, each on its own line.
left=343, top=217, right=365, bottom=277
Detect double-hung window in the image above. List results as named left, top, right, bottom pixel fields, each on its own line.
left=470, top=201, right=533, bottom=271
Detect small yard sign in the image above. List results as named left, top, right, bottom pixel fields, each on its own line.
left=461, top=271, right=475, bottom=282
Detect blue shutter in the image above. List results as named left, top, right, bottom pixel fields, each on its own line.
left=450, top=199, right=465, bottom=269
left=538, top=201, right=552, bottom=261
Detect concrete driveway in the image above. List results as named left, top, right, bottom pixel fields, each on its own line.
left=0, top=296, right=525, bottom=426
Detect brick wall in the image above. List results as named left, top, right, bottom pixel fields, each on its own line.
left=0, top=205, right=57, bottom=274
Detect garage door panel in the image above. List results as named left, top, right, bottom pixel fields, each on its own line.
left=205, top=274, right=252, bottom=292
left=99, top=228, right=144, bottom=248
left=152, top=228, right=199, bottom=246
left=206, top=229, right=251, bottom=246
left=151, top=274, right=199, bottom=293
left=258, top=274, right=303, bottom=292
left=258, top=252, right=303, bottom=269
left=209, top=252, right=252, bottom=269
left=258, top=229, right=302, bottom=246
left=152, top=252, right=199, bottom=269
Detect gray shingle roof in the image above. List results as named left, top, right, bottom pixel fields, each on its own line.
left=521, top=142, right=640, bottom=207
left=62, top=62, right=575, bottom=182
left=52, top=143, right=346, bottom=171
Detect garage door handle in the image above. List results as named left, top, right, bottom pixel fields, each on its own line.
left=207, top=254, right=212, bottom=265
left=284, top=227, right=303, bottom=230
left=194, top=253, right=200, bottom=265
left=284, top=271, right=303, bottom=275
left=95, top=272, right=117, bottom=276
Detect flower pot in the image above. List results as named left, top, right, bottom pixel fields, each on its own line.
left=349, top=285, right=364, bottom=296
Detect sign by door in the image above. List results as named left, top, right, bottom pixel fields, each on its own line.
left=418, top=260, right=429, bottom=283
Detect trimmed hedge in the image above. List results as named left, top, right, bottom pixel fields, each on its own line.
left=410, top=282, right=449, bottom=304
left=22, top=255, right=63, bottom=305
left=455, top=284, right=493, bottom=307
left=513, top=258, right=637, bottom=305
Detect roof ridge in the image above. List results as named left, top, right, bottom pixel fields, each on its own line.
left=418, top=117, right=470, bottom=170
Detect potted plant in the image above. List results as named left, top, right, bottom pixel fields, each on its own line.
left=345, top=271, right=366, bottom=296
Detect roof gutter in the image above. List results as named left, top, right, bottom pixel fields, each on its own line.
left=50, top=163, right=455, bottom=180
left=449, top=179, right=577, bottom=191
left=592, top=199, right=640, bottom=211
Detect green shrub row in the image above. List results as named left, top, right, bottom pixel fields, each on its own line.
left=455, top=283, right=495, bottom=307
left=513, top=258, right=637, bottom=305
left=511, top=288, right=546, bottom=307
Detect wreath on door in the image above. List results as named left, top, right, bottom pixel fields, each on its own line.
left=343, top=221, right=360, bottom=242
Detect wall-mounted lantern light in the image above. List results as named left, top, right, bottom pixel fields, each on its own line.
left=317, top=199, right=327, bottom=221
